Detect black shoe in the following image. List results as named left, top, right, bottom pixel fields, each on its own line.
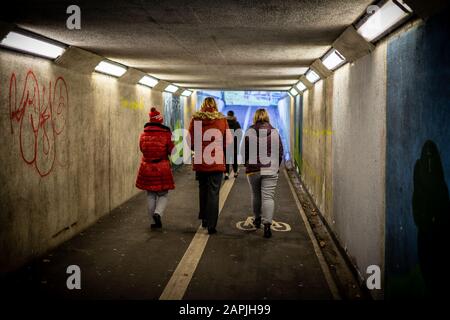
left=151, top=214, right=162, bottom=229
left=202, top=219, right=208, bottom=228
left=253, top=216, right=261, bottom=229
left=224, top=175, right=229, bottom=180
left=263, top=224, right=272, bottom=238
left=234, top=173, right=238, bottom=178
left=208, top=227, right=217, bottom=235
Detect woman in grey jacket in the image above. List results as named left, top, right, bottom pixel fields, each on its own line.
left=243, top=109, right=284, bottom=238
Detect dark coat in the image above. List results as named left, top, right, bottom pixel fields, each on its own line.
left=243, top=121, right=284, bottom=174
left=136, top=123, right=175, bottom=192
left=225, top=116, right=242, bottom=159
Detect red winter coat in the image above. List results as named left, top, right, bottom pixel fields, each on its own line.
left=136, top=123, right=175, bottom=192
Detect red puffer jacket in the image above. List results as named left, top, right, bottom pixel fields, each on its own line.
left=136, top=123, right=175, bottom=192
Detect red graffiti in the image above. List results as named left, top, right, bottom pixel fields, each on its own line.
left=9, top=70, right=69, bottom=177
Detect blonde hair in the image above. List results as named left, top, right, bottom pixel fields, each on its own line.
left=200, top=97, right=218, bottom=112
left=253, top=108, right=270, bottom=124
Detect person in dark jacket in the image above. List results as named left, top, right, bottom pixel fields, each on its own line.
left=188, top=97, right=232, bottom=234
left=412, top=140, right=450, bottom=296
left=225, top=110, right=242, bottom=180
left=136, top=107, right=175, bottom=229
left=243, top=108, right=283, bottom=238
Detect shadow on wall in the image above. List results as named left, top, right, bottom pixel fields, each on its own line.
left=412, top=140, right=450, bottom=297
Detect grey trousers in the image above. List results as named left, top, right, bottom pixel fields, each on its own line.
left=247, top=172, right=279, bottom=224
left=147, top=191, right=169, bottom=217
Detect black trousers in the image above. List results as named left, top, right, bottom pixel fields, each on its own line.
left=197, top=172, right=223, bottom=229
left=225, top=163, right=238, bottom=175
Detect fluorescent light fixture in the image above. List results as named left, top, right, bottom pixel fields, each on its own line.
left=322, top=49, right=346, bottom=71
left=165, top=84, right=179, bottom=93
left=357, top=0, right=411, bottom=42
left=139, top=75, right=159, bottom=88
left=305, top=69, right=320, bottom=84
left=94, top=60, right=127, bottom=77
left=295, top=81, right=307, bottom=92
left=181, top=90, right=192, bottom=97
left=0, top=31, right=65, bottom=59
left=289, top=88, right=299, bottom=96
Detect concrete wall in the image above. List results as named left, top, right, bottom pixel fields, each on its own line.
left=277, top=96, right=292, bottom=161
left=0, top=49, right=163, bottom=273
left=293, top=95, right=303, bottom=169
left=296, top=10, right=450, bottom=299
left=331, top=42, right=387, bottom=298
left=184, top=91, right=197, bottom=130
left=300, top=78, right=333, bottom=222
left=299, top=30, right=388, bottom=299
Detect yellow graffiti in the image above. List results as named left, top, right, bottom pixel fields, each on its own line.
left=300, top=157, right=333, bottom=211
left=121, top=98, right=144, bottom=110
left=302, top=128, right=333, bottom=137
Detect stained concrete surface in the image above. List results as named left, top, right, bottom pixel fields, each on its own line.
left=0, top=0, right=374, bottom=90
left=297, top=37, right=387, bottom=299
left=2, top=166, right=332, bottom=300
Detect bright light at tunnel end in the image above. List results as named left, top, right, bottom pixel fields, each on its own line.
left=0, top=31, right=66, bottom=59
left=165, top=84, right=179, bottom=93
left=139, top=75, right=159, bottom=88
left=94, top=60, right=127, bottom=77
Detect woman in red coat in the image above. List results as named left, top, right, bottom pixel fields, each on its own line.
left=136, top=107, right=175, bottom=229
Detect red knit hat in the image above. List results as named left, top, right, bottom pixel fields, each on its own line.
left=149, top=107, right=163, bottom=123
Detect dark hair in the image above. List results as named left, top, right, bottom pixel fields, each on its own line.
left=227, top=110, right=234, bottom=117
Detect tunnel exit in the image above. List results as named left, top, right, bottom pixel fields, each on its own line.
left=194, top=90, right=292, bottom=161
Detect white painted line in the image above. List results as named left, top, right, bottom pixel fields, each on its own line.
left=159, top=176, right=236, bottom=300
left=283, top=169, right=341, bottom=300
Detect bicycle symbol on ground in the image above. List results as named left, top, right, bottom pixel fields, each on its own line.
left=236, top=216, right=291, bottom=232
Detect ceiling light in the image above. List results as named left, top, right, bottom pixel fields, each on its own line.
left=295, top=81, right=307, bottom=92
left=165, top=84, right=179, bottom=93
left=0, top=31, right=66, bottom=59
left=322, top=49, right=346, bottom=71
left=94, top=60, right=127, bottom=77
left=289, top=88, right=299, bottom=96
left=139, top=75, right=159, bottom=88
left=181, top=90, right=192, bottom=97
left=357, top=0, right=411, bottom=42
left=305, top=69, right=320, bottom=84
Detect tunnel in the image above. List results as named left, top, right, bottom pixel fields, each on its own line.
left=0, top=0, right=449, bottom=310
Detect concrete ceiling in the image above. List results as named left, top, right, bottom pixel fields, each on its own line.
left=1, top=0, right=374, bottom=90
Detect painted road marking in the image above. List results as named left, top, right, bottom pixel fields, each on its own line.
left=236, top=216, right=291, bottom=231
left=159, top=176, right=236, bottom=300
left=283, top=169, right=341, bottom=300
